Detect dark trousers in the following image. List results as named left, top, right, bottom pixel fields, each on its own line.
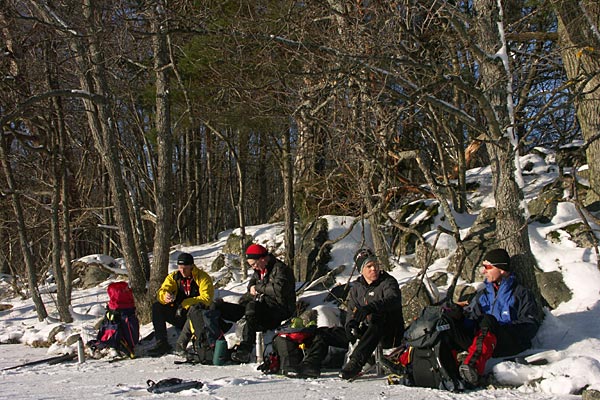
left=152, top=302, right=187, bottom=342
left=302, top=322, right=386, bottom=369
left=216, top=300, right=288, bottom=351
left=447, top=318, right=529, bottom=357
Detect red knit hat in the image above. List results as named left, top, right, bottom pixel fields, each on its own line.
left=246, top=244, right=268, bottom=259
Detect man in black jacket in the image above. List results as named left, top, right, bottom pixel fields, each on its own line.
left=297, top=248, right=405, bottom=380
left=216, top=244, right=296, bottom=363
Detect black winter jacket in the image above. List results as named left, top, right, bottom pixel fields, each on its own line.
left=248, top=255, right=296, bottom=319
left=347, top=271, right=405, bottom=343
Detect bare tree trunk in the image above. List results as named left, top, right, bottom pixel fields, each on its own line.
left=0, top=131, right=48, bottom=321
left=46, top=49, right=72, bottom=322
left=28, top=0, right=146, bottom=302
left=552, top=0, right=600, bottom=207
left=473, top=0, right=543, bottom=317
left=282, top=128, right=295, bottom=270
left=145, top=1, right=175, bottom=322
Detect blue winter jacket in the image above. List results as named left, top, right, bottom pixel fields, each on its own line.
left=466, top=274, right=540, bottom=349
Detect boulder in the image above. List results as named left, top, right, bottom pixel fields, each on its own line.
left=536, top=270, right=572, bottom=309
left=294, top=218, right=331, bottom=282
left=401, top=277, right=434, bottom=328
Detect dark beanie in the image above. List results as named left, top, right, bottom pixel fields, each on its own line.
left=354, top=248, right=377, bottom=272
left=246, top=244, right=268, bottom=259
left=177, top=252, right=194, bottom=266
left=483, top=248, right=511, bottom=271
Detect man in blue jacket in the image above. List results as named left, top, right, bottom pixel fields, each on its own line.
left=451, top=248, right=540, bottom=386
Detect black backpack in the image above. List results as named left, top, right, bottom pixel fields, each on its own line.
left=187, top=305, right=224, bottom=364
left=403, top=305, right=463, bottom=391
left=258, top=325, right=316, bottom=375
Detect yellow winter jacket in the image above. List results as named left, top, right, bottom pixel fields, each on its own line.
left=156, top=265, right=214, bottom=310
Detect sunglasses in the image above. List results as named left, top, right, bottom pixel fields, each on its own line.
left=482, top=261, right=507, bottom=270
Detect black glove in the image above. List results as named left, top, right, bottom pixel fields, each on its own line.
left=479, top=314, right=499, bottom=334
left=442, top=303, right=464, bottom=320
left=353, top=304, right=374, bottom=323
left=345, top=320, right=360, bottom=344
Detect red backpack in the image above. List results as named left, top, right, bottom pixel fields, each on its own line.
left=107, top=281, right=135, bottom=310
left=88, top=282, right=139, bottom=358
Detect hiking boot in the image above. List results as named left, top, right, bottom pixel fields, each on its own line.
left=339, top=359, right=362, bottom=380
left=459, top=363, right=479, bottom=386
left=456, top=351, right=469, bottom=364
left=379, top=356, right=406, bottom=376
left=147, top=340, right=172, bottom=357
left=174, top=344, right=188, bottom=358
left=297, top=363, right=321, bottom=379
left=231, top=348, right=252, bottom=364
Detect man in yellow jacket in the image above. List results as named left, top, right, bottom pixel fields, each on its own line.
left=147, top=252, right=214, bottom=357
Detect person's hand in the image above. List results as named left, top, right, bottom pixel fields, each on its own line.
left=165, top=292, right=175, bottom=303
left=442, top=302, right=464, bottom=320
left=345, top=320, right=360, bottom=344
left=249, top=285, right=257, bottom=296
left=480, top=314, right=499, bottom=333
left=353, top=304, right=373, bottom=323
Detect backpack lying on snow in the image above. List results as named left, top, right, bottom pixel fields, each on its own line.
left=401, top=305, right=463, bottom=391
left=147, top=378, right=203, bottom=394
left=88, top=281, right=140, bottom=358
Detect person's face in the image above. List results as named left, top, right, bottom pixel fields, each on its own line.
left=178, top=264, right=193, bottom=278
left=361, top=260, right=380, bottom=284
left=247, top=256, right=267, bottom=271
left=481, top=261, right=508, bottom=283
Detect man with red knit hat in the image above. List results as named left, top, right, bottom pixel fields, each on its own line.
left=216, top=243, right=296, bottom=363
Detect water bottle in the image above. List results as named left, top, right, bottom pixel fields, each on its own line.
left=77, top=336, right=85, bottom=363
left=256, top=331, right=265, bottom=364
left=213, top=339, right=228, bottom=366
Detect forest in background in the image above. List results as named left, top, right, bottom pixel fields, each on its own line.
left=1, top=1, right=599, bottom=323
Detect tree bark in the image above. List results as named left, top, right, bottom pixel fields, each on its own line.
left=472, top=0, right=543, bottom=318
left=552, top=0, right=600, bottom=207
left=144, top=2, right=175, bottom=323
left=0, top=131, right=48, bottom=321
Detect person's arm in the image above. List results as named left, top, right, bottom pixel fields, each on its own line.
left=156, top=273, right=178, bottom=304
left=254, top=262, right=293, bottom=300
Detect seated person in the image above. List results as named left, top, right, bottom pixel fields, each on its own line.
left=446, top=248, right=541, bottom=386
left=296, top=248, right=405, bottom=380
left=216, top=244, right=296, bottom=363
left=147, top=252, right=214, bottom=357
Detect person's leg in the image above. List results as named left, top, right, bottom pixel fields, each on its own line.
left=231, top=301, right=273, bottom=362
left=215, top=301, right=246, bottom=322
left=338, top=321, right=386, bottom=379
left=149, top=302, right=176, bottom=356
left=175, top=319, right=192, bottom=355
left=347, top=321, right=384, bottom=367
left=460, top=316, right=499, bottom=385
left=299, top=327, right=348, bottom=377
left=151, top=302, right=175, bottom=343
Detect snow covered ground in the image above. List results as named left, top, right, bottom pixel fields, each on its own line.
left=1, top=151, right=599, bottom=399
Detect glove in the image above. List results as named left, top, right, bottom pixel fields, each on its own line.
left=345, top=320, right=360, bottom=344
left=442, top=302, right=464, bottom=320
left=353, top=304, right=373, bottom=323
left=479, top=314, right=499, bottom=334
